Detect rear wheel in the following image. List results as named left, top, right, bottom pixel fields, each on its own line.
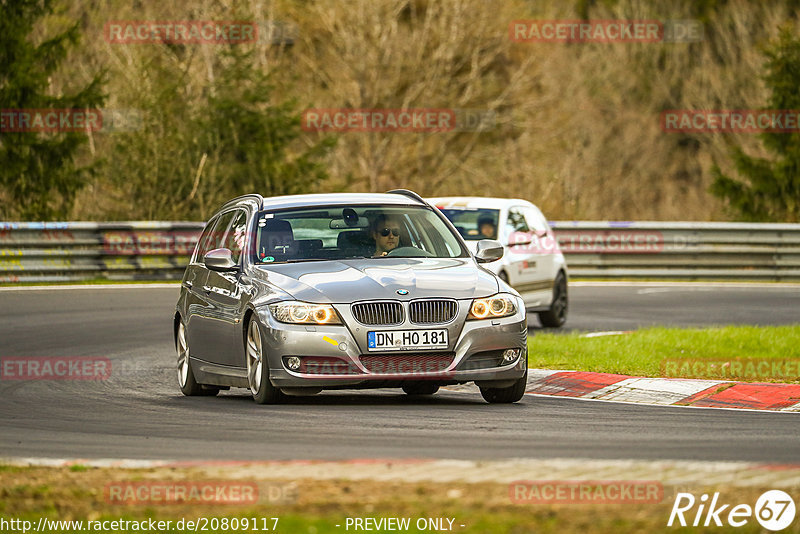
left=176, top=321, right=218, bottom=396
left=538, top=272, right=568, bottom=328
left=402, top=383, right=440, bottom=396
left=479, top=369, right=527, bottom=404
left=246, top=318, right=283, bottom=405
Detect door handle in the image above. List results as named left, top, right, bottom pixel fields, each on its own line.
left=184, top=280, right=193, bottom=288
left=203, top=285, right=213, bottom=293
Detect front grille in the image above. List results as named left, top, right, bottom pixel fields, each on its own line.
left=359, top=353, right=455, bottom=374
left=351, top=301, right=403, bottom=325
left=409, top=299, right=458, bottom=324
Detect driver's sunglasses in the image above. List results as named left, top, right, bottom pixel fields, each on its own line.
left=380, top=227, right=400, bottom=237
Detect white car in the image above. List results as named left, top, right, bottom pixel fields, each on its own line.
left=428, top=197, right=568, bottom=327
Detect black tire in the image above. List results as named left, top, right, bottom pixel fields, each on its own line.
left=479, top=369, right=527, bottom=404
left=402, top=383, right=440, bottom=396
left=538, top=272, right=568, bottom=328
left=246, top=318, right=283, bottom=405
left=176, top=321, right=219, bottom=397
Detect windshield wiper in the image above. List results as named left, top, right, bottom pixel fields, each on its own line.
left=256, top=258, right=330, bottom=264
left=258, top=256, right=372, bottom=264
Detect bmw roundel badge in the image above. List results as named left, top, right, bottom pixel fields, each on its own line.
left=396, top=289, right=409, bottom=295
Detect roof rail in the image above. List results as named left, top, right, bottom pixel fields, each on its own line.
left=221, top=193, right=264, bottom=209
left=386, top=189, right=427, bottom=205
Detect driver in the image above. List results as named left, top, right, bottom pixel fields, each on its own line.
left=371, top=214, right=403, bottom=257
left=478, top=216, right=496, bottom=239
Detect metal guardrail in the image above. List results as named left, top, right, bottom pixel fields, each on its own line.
left=0, top=222, right=204, bottom=283
left=1, top=221, right=799, bottom=282
left=550, top=221, right=800, bottom=280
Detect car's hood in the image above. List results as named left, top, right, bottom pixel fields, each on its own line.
left=250, top=258, right=499, bottom=303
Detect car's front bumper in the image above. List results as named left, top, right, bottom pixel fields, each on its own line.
left=257, top=304, right=528, bottom=389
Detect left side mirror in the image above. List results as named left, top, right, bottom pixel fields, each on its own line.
left=475, top=239, right=504, bottom=263
left=204, top=248, right=238, bottom=272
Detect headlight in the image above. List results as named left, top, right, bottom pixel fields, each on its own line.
left=269, top=301, right=342, bottom=325
left=468, top=293, right=518, bottom=320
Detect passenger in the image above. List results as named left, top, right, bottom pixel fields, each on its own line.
left=478, top=217, right=496, bottom=239
left=371, top=214, right=403, bottom=257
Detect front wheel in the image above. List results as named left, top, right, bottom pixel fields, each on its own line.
left=479, top=369, right=527, bottom=404
left=246, top=318, right=283, bottom=405
left=538, top=272, right=568, bottom=328
left=176, top=321, right=218, bottom=396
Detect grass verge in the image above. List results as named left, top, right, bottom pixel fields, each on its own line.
left=0, top=466, right=785, bottom=533
left=528, top=325, right=800, bottom=383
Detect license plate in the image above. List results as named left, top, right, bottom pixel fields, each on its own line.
left=367, top=329, right=448, bottom=351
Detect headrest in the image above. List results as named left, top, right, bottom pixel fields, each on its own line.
left=263, top=219, right=293, bottom=236
left=259, top=219, right=296, bottom=257
left=337, top=230, right=370, bottom=250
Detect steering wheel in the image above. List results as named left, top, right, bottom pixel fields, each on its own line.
left=385, top=246, right=434, bottom=258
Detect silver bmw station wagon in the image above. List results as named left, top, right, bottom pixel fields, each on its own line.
left=174, top=190, right=529, bottom=404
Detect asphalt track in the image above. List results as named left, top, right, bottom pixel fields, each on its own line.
left=1, top=283, right=799, bottom=464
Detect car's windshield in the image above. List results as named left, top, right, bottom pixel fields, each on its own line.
left=251, top=205, right=467, bottom=264
left=437, top=208, right=500, bottom=241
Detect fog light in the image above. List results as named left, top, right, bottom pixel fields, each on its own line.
left=286, top=356, right=302, bottom=370
left=502, top=349, right=520, bottom=363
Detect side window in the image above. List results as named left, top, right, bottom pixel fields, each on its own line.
left=505, top=208, right=530, bottom=233
left=524, top=207, right=549, bottom=235
left=193, top=216, right=218, bottom=263
left=224, top=210, right=249, bottom=264
left=505, top=207, right=531, bottom=246
left=198, top=211, right=235, bottom=262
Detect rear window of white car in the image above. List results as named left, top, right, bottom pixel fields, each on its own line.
left=437, top=208, right=500, bottom=240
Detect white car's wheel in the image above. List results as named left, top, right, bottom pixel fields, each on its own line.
left=538, top=272, right=568, bottom=328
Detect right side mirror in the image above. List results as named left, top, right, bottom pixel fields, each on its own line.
left=475, top=239, right=504, bottom=263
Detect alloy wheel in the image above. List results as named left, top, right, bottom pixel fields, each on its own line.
left=246, top=321, right=263, bottom=396
left=177, top=322, right=190, bottom=388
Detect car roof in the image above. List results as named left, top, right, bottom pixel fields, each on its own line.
left=427, top=197, right=536, bottom=210
left=262, top=193, right=424, bottom=210
left=222, top=192, right=426, bottom=212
